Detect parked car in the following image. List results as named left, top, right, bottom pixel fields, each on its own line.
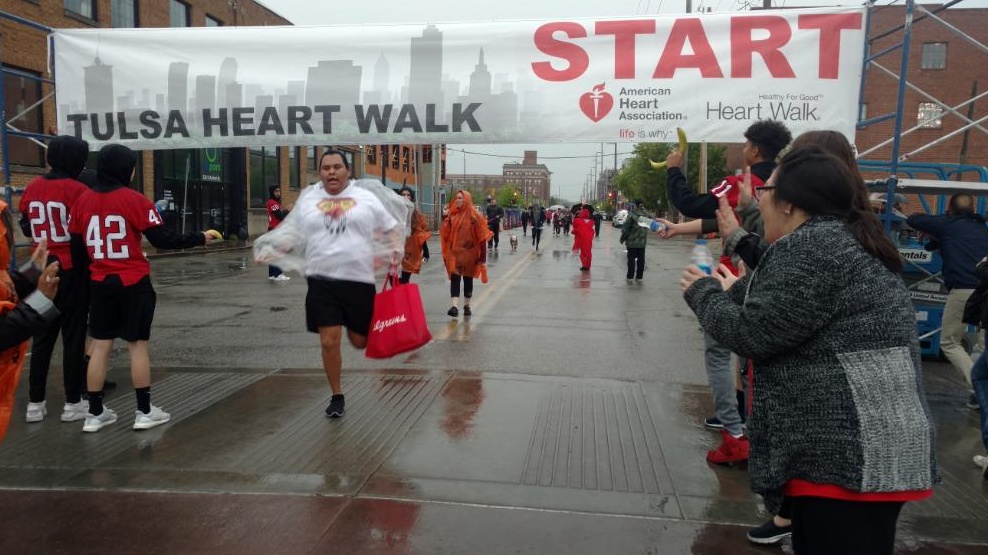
left=612, top=209, right=629, bottom=227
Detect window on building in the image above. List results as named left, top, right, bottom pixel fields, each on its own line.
left=391, top=145, right=400, bottom=170
left=170, top=0, right=190, bottom=27
left=205, top=15, right=222, bottom=26
left=422, top=146, right=433, bottom=164
left=249, top=146, right=279, bottom=208
left=111, top=0, right=138, bottom=27
left=306, top=146, right=316, bottom=170
left=921, top=42, right=947, bottom=70
left=402, top=147, right=411, bottom=172
left=917, top=102, right=943, bottom=128
left=289, top=147, right=300, bottom=190
left=2, top=66, right=44, bottom=167
left=366, top=145, right=377, bottom=165
left=65, top=0, right=95, bottom=19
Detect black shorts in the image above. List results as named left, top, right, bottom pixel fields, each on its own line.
left=305, top=277, right=376, bottom=335
left=88, top=275, right=156, bottom=342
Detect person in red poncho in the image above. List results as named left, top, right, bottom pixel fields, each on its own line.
left=440, top=190, right=491, bottom=317
left=0, top=208, right=61, bottom=446
left=398, top=186, right=430, bottom=284
left=571, top=208, right=595, bottom=271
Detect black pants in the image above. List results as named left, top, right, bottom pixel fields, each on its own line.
left=791, top=497, right=903, bottom=555
left=627, top=247, right=645, bottom=279
left=450, top=274, right=474, bottom=298
left=29, top=266, right=90, bottom=404
left=488, top=226, right=499, bottom=248
left=398, top=271, right=412, bottom=284
left=594, top=221, right=601, bottom=237
left=532, top=228, right=542, bottom=249
left=522, top=222, right=528, bottom=236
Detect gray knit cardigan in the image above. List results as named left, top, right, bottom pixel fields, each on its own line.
left=684, top=217, right=938, bottom=513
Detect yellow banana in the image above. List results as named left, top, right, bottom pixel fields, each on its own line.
left=648, top=127, right=687, bottom=170
left=677, top=127, right=688, bottom=154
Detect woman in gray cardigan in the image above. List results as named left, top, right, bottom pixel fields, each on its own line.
left=681, top=145, right=937, bottom=555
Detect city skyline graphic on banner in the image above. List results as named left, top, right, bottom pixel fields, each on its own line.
left=62, top=24, right=535, bottom=141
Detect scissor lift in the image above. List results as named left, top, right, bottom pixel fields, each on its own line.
left=857, top=0, right=988, bottom=358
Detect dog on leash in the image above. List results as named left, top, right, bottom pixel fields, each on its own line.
left=509, top=234, right=518, bottom=252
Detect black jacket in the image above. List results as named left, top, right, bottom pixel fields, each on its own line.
left=907, top=211, right=988, bottom=289
left=667, top=161, right=774, bottom=219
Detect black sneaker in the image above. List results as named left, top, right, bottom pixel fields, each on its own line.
left=326, top=394, right=345, bottom=419
left=747, top=518, right=792, bottom=545
left=704, top=417, right=724, bottom=430
left=968, top=393, right=981, bottom=410
left=463, top=306, right=472, bottom=316
left=447, top=306, right=458, bottom=317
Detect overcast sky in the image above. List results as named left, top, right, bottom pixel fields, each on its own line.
left=258, top=0, right=968, bottom=199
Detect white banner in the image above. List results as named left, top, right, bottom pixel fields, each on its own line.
left=53, top=7, right=865, bottom=150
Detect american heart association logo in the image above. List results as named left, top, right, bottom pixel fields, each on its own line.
left=579, top=83, right=614, bottom=123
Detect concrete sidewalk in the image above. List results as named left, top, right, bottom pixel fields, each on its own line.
left=1, top=229, right=986, bottom=554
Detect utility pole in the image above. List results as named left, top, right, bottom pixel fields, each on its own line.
left=381, top=145, right=388, bottom=187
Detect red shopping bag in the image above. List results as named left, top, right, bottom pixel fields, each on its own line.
left=365, top=274, right=432, bottom=359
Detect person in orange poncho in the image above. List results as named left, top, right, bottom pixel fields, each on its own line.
left=440, top=190, right=491, bottom=317
left=398, top=186, right=431, bottom=284
left=0, top=202, right=62, bottom=446
left=571, top=208, right=595, bottom=271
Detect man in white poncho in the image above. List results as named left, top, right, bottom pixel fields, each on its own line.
left=256, top=149, right=406, bottom=419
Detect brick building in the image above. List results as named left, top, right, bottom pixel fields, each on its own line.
left=1, top=0, right=446, bottom=239
left=447, top=150, right=550, bottom=206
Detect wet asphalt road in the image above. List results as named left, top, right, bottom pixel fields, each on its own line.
left=0, top=224, right=985, bottom=554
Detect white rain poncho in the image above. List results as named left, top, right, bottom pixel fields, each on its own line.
left=253, top=179, right=413, bottom=275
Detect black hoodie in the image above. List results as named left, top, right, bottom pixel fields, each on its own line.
left=45, top=136, right=89, bottom=180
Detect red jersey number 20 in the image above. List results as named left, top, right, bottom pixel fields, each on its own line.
left=86, top=215, right=130, bottom=260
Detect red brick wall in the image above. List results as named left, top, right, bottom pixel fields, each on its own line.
left=1, top=0, right=291, bottom=199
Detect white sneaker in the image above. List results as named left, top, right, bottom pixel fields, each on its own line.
left=133, top=405, right=170, bottom=430
left=25, top=401, right=47, bottom=423
left=269, top=274, right=290, bottom=282
left=975, top=454, right=988, bottom=469
left=60, top=401, right=89, bottom=422
left=82, top=408, right=118, bottom=433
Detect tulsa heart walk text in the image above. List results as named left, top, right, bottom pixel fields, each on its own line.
left=66, top=103, right=484, bottom=140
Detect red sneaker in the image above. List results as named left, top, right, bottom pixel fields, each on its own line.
left=706, top=429, right=750, bottom=464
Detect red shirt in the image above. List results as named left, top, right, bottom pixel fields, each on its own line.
left=19, top=176, right=89, bottom=270
left=710, top=173, right=766, bottom=274
left=266, top=198, right=283, bottom=230
left=69, top=187, right=162, bottom=285
left=785, top=479, right=932, bottom=503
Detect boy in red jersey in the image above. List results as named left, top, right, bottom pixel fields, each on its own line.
left=18, top=136, right=94, bottom=423
left=69, top=144, right=217, bottom=433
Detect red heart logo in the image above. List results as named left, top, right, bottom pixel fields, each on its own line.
left=579, top=84, right=614, bottom=123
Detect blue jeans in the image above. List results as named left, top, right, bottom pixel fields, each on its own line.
left=972, top=331, right=988, bottom=452
left=704, top=331, right=743, bottom=437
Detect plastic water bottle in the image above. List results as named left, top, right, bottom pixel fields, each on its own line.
left=637, top=216, right=664, bottom=233
left=691, top=238, right=714, bottom=275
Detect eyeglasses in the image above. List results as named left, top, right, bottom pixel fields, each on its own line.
left=755, top=185, right=776, bottom=199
